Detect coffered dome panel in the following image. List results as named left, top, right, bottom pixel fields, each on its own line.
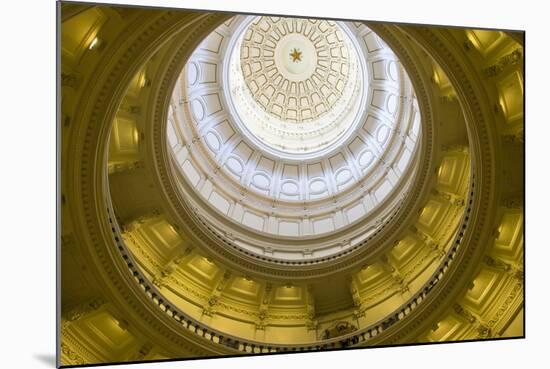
left=228, top=17, right=363, bottom=156
left=240, top=17, right=351, bottom=122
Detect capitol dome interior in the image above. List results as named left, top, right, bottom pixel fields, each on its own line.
left=58, top=2, right=524, bottom=367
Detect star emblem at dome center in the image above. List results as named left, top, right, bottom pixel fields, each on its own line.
left=290, top=48, right=302, bottom=62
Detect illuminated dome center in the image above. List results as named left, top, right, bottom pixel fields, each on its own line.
left=227, top=17, right=364, bottom=156
left=275, top=34, right=317, bottom=80
left=169, top=15, right=422, bottom=260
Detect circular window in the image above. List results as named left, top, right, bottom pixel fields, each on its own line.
left=226, top=17, right=366, bottom=157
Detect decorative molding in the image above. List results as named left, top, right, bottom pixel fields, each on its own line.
left=482, top=48, right=523, bottom=78
left=60, top=6, right=521, bottom=358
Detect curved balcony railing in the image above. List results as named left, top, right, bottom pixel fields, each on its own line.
left=104, top=169, right=474, bottom=353
left=190, top=185, right=410, bottom=266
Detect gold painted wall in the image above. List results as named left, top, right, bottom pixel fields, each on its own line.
left=59, top=2, right=524, bottom=366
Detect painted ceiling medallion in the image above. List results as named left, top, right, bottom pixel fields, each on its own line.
left=229, top=16, right=366, bottom=155
left=239, top=17, right=353, bottom=123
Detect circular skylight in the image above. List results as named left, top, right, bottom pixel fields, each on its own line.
left=226, top=17, right=365, bottom=157
left=241, top=18, right=351, bottom=121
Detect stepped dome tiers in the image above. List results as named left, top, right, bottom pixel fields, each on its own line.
left=169, top=15, right=421, bottom=262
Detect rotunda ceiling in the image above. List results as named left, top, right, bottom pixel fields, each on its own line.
left=61, top=5, right=524, bottom=361
left=167, top=16, right=422, bottom=262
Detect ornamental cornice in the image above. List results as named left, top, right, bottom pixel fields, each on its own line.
left=358, top=24, right=500, bottom=345
left=64, top=9, right=237, bottom=357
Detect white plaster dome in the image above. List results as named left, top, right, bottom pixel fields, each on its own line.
left=230, top=17, right=363, bottom=155
left=166, top=16, right=422, bottom=262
